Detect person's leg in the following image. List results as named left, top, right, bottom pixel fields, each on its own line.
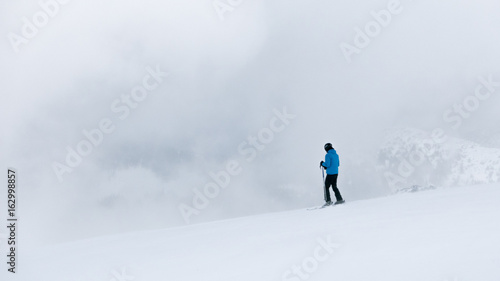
left=324, top=175, right=333, bottom=203
left=331, top=174, right=343, bottom=202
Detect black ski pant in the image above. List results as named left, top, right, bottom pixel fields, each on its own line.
left=324, top=174, right=343, bottom=202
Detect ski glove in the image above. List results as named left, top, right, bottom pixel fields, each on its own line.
left=320, top=161, right=325, bottom=168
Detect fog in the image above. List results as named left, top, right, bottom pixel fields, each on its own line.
left=1, top=0, right=500, bottom=247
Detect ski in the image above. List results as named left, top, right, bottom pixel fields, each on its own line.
left=307, top=203, right=331, bottom=210
left=306, top=200, right=345, bottom=211
left=306, top=205, right=327, bottom=211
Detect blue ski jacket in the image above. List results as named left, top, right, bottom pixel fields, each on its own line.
left=322, top=149, right=339, bottom=175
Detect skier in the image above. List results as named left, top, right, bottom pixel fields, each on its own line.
left=320, top=143, right=345, bottom=206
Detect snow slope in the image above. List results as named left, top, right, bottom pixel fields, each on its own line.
left=4, top=184, right=500, bottom=281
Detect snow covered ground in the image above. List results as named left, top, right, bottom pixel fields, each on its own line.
left=4, top=183, right=499, bottom=281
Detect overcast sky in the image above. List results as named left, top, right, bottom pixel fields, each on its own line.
left=1, top=0, right=500, bottom=247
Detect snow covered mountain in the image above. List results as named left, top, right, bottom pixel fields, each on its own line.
left=3, top=183, right=499, bottom=281
left=378, top=128, right=500, bottom=192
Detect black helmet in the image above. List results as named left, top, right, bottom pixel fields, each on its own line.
left=324, top=143, right=333, bottom=152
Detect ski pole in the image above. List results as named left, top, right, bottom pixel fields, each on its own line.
left=321, top=166, right=326, bottom=202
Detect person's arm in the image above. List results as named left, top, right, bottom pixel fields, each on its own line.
left=323, top=154, right=331, bottom=168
